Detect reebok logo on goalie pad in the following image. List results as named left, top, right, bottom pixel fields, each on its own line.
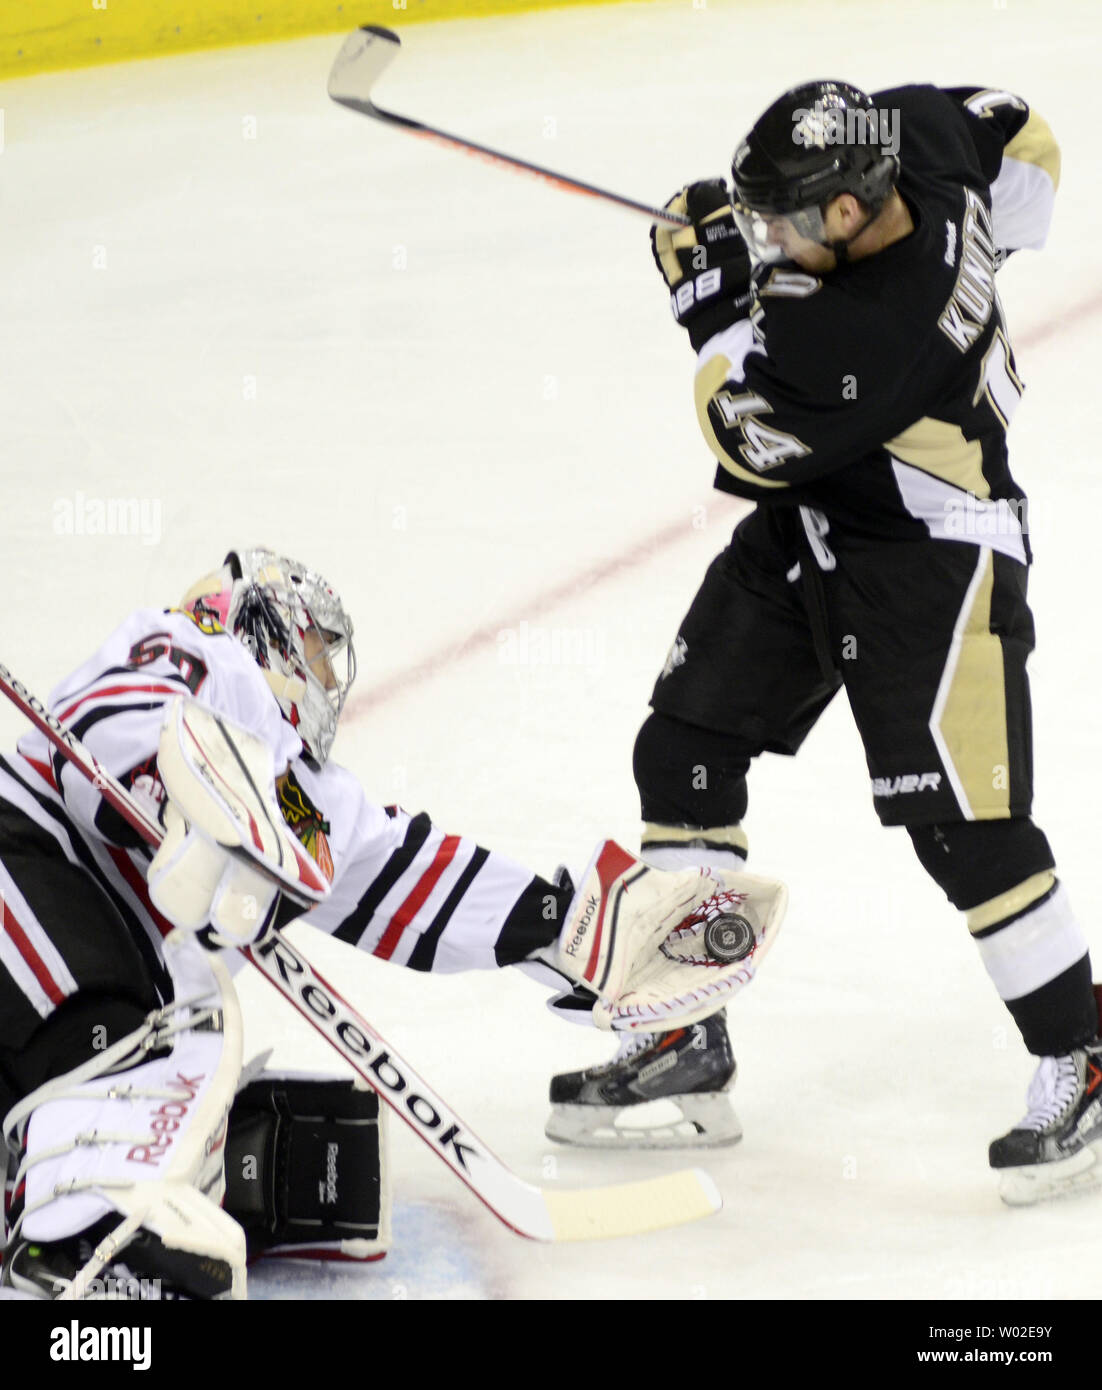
left=126, top=1072, right=205, bottom=1167
left=319, top=1142, right=340, bottom=1205
left=255, top=935, right=479, bottom=1174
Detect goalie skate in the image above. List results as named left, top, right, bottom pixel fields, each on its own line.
left=546, top=1011, right=740, bottom=1149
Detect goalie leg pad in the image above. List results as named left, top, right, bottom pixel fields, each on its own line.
left=2, top=938, right=246, bottom=1300
left=224, top=1072, right=390, bottom=1262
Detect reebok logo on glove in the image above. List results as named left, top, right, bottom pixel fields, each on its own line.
left=564, top=894, right=600, bottom=959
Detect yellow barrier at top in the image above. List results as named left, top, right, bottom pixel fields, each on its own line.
left=0, top=0, right=635, bottom=81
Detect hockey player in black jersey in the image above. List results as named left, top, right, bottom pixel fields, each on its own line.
left=548, top=81, right=1102, bottom=1203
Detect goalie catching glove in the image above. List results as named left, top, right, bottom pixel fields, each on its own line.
left=557, top=841, right=786, bottom=1031
left=147, top=697, right=331, bottom=947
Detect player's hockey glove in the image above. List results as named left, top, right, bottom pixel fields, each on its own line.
left=651, top=180, right=754, bottom=351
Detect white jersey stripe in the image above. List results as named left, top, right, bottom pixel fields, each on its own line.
left=431, top=852, right=535, bottom=974
left=0, top=861, right=80, bottom=1008
left=359, top=826, right=452, bottom=955
left=891, top=459, right=1027, bottom=564
left=0, top=924, right=55, bottom=1018
left=0, top=763, right=83, bottom=867
left=386, top=838, right=481, bottom=968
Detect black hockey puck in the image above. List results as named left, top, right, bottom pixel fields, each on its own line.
left=703, top=913, right=755, bottom=963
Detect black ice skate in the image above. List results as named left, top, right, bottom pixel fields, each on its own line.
left=990, top=1033, right=1102, bottom=1207
left=1, top=1217, right=202, bottom=1300
left=546, top=1010, right=739, bottom=1149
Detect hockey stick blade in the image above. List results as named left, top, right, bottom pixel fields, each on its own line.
left=248, top=930, right=722, bottom=1241
left=326, top=26, right=688, bottom=227
left=0, top=661, right=722, bottom=1242
left=326, top=25, right=401, bottom=107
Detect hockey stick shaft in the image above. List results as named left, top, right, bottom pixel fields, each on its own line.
left=0, top=660, right=720, bottom=1241
left=327, top=27, right=691, bottom=228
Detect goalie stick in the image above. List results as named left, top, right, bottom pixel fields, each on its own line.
left=327, top=26, right=691, bottom=228
left=0, top=659, right=721, bottom=1242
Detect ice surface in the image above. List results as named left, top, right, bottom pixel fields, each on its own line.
left=2, top=0, right=1101, bottom=1300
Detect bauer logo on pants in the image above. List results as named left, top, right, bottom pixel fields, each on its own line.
left=871, top=773, right=942, bottom=798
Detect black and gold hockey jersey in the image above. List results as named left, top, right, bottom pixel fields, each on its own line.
left=695, top=85, right=1060, bottom=562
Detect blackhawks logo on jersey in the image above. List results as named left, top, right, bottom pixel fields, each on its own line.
left=277, top=770, right=335, bottom=883
left=171, top=601, right=226, bottom=637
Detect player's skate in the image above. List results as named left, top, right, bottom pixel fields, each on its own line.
left=1, top=1215, right=192, bottom=1300
left=546, top=1010, right=740, bottom=1149
left=990, top=1028, right=1102, bottom=1207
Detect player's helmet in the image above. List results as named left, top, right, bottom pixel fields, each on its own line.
left=180, top=548, right=356, bottom=768
left=731, top=80, right=900, bottom=263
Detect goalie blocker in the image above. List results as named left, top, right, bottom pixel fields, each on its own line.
left=225, top=1071, right=390, bottom=1263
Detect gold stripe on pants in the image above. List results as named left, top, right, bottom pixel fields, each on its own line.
left=930, top=547, right=1011, bottom=820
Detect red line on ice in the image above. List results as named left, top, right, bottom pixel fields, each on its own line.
left=344, top=299, right=1101, bottom=719
left=345, top=505, right=740, bottom=718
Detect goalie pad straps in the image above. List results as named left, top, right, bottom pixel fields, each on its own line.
left=224, top=1073, right=390, bottom=1262
left=4, top=939, right=247, bottom=1299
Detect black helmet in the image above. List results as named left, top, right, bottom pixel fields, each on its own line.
left=732, top=80, right=899, bottom=261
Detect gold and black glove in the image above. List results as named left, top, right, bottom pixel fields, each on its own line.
left=651, top=179, right=754, bottom=351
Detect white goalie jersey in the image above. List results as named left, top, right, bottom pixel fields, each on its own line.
left=0, top=606, right=546, bottom=1003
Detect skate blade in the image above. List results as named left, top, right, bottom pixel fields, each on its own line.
left=545, top=1094, right=742, bottom=1150
left=997, top=1143, right=1102, bottom=1207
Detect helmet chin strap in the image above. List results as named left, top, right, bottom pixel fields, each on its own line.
left=826, top=195, right=890, bottom=263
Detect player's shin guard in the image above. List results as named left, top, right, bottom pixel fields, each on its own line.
left=640, top=823, right=749, bottom=872
left=909, top=821, right=1096, bottom=1053
left=1, top=938, right=245, bottom=1300
left=634, top=714, right=753, bottom=871
left=909, top=820, right=1102, bottom=1202
left=224, top=1070, right=390, bottom=1262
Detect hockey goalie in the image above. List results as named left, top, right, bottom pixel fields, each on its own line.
left=0, top=548, right=786, bottom=1299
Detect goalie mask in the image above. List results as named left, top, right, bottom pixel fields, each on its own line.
left=181, top=548, right=356, bottom=768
